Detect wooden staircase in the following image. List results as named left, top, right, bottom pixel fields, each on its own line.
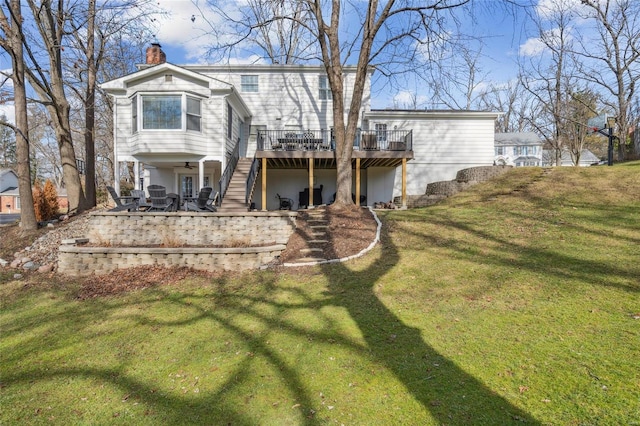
left=217, top=158, right=253, bottom=213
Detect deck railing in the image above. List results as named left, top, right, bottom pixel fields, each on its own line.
left=256, top=129, right=412, bottom=152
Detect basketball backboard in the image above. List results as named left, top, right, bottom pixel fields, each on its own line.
left=587, top=114, right=611, bottom=133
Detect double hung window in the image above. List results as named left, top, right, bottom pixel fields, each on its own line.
left=241, top=75, right=259, bottom=92
left=319, top=76, right=332, bottom=100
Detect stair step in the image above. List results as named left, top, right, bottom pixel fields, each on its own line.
left=300, top=248, right=323, bottom=254
left=291, top=257, right=326, bottom=263
left=308, top=239, right=329, bottom=244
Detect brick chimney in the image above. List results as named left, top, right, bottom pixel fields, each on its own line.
left=146, top=43, right=166, bottom=65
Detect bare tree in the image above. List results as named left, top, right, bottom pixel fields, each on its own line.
left=64, top=0, right=159, bottom=206
left=519, top=0, right=577, bottom=166
left=426, top=39, right=490, bottom=110
left=565, top=89, right=599, bottom=165
left=574, top=0, right=640, bottom=160
left=478, top=78, right=535, bottom=133
left=203, top=0, right=470, bottom=206
left=0, top=0, right=37, bottom=230
left=15, top=0, right=89, bottom=213
left=199, top=0, right=317, bottom=64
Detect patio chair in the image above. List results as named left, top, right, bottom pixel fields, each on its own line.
left=204, top=191, right=219, bottom=212
left=131, top=189, right=151, bottom=211
left=106, top=185, right=137, bottom=212
left=147, top=185, right=174, bottom=212
left=184, top=187, right=213, bottom=211
left=276, top=193, right=294, bottom=210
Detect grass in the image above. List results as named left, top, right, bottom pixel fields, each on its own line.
left=1, top=163, right=639, bottom=425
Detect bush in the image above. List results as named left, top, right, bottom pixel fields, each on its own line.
left=33, top=179, right=59, bottom=222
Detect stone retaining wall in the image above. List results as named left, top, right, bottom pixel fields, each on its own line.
left=394, top=165, right=514, bottom=209
left=58, top=245, right=286, bottom=276
left=85, top=211, right=296, bottom=246
left=456, top=165, right=512, bottom=183
left=57, top=211, right=297, bottom=276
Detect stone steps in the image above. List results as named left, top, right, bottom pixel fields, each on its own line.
left=288, top=207, right=331, bottom=264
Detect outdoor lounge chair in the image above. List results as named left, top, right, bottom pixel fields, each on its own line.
left=106, top=185, right=137, bottom=212
left=131, top=189, right=151, bottom=211
left=184, top=187, right=213, bottom=211
left=147, top=185, right=174, bottom=212
left=196, top=191, right=219, bottom=212
left=276, top=193, right=294, bottom=210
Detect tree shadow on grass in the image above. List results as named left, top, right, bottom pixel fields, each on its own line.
left=314, top=218, right=540, bottom=424
left=2, top=210, right=541, bottom=425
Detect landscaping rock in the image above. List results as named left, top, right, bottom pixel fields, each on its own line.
left=38, top=264, right=54, bottom=273
left=22, top=261, right=39, bottom=271
left=0, top=258, right=7, bottom=267
left=13, top=273, right=23, bottom=279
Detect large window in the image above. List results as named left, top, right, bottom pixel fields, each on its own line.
left=515, top=146, right=538, bottom=156
left=241, top=75, right=259, bottom=92
left=319, top=76, right=332, bottom=100
left=142, top=95, right=181, bottom=129
left=133, top=94, right=201, bottom=132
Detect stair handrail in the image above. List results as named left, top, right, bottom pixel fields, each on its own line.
left=246, top=158, right=261, bottom=205
left=219, top=141, right=240, bottom=204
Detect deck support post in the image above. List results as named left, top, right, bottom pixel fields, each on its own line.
left=402, top=158, right=407, bottom=209
left=133, top=160, right=140, bottom=190
left=261, top=158, right=267, bottom=211
left=308, top=158, right=314, bottom=206
left=355, top=158, right=361, bottom=207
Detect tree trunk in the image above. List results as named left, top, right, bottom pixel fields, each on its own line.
left=84, top=0, right=97, bottom=207
left=2, top=0, right=37, bottom=230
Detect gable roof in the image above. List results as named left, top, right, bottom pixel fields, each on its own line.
left=100, top=62, right=252, bottom=119
left=100, top=62, right=234, bottom=94
left=495, top=132, right=541, bottom=146
left=0, top=168, right=17, bottom=178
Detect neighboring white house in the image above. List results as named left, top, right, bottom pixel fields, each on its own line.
left=101, top=44, right=500, bottom=210
left=494, top=132, right=543, bottom=167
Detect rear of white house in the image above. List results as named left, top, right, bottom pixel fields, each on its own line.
left=101, top=44, right=500, bottom=210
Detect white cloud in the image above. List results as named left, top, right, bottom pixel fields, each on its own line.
left=153, top=0, right=224, bottom=63
left=519, top=37, right=546, bottom=57
left=391, top=90, right=430, bottom=109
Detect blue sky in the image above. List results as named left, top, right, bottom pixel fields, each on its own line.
left=0, top=0, right=591, bottom=118
left=150, top=0, right=536, bottom=109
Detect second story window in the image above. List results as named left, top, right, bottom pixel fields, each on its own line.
left=133, top=94, right=202, bottom=132
left=319, top=76, right=332, bottom=100
left=142, top=95, right=182, bottom=129
left=132, top=95, right=138, bottom=133
left=186, top=96, right=201, bottom=131
left=241, top=75, right=259, bottom=92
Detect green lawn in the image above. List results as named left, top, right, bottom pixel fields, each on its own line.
left=2, top=164, right=639, bottom=425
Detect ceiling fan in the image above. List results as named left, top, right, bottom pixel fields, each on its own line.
left=184, top=162, right=195, bottom=169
